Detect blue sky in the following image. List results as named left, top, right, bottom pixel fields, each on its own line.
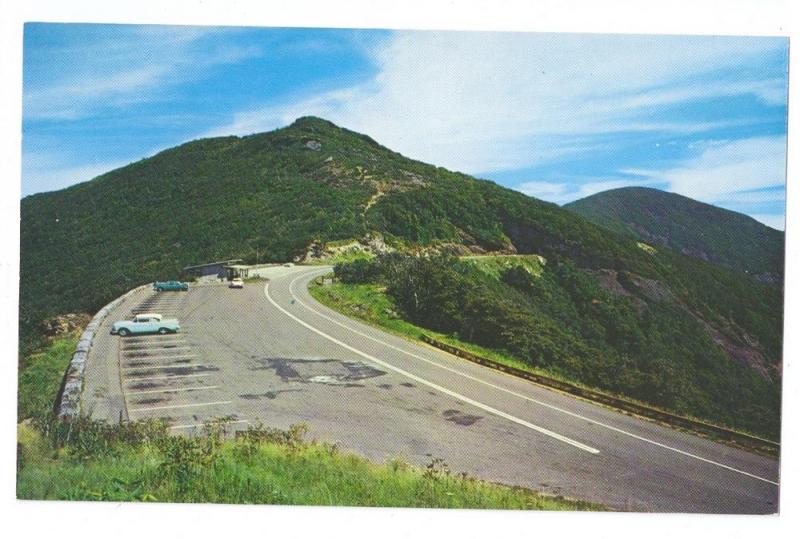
left=22, top=24, right=788, bottom=229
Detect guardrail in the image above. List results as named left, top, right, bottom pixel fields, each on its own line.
left=420, top=334, right=780, bottom=456
left=56, top=284, right=151, bottom=419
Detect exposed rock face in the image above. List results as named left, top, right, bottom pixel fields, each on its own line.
left=591, top=268, right=776, bottom=381
left=305, top=140, right=322, bottom=151
left=297, top=233, right=395, bottom=262
left=40, top=313, right=91, bottom=336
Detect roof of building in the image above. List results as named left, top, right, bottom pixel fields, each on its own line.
left=183, top=259, right=243, bottom=271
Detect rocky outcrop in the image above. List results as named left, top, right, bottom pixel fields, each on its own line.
left=296, top=233, right=395, bottom=262
left=40, top=313, right=91, bottom=337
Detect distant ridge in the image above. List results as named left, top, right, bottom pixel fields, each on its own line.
left=565, top=186, right=784, bottom=284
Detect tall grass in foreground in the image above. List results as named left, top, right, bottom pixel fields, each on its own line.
left=17, top=419, right=598, bottom=509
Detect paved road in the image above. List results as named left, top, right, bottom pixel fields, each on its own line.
left=83, top=265, right=780, bottom=513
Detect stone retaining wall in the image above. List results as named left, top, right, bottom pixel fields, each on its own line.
left=56, top=284, right=151, bottom=419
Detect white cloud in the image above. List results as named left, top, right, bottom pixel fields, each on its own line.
left=624, top=136, right=787, bottom=203
left=22, top=152, right=131, bottom=195
left=24, top=27, right=260, bottom=120
left=23, top=161, right=129, bottom=195
left=204, top=32, right=786, bottom=175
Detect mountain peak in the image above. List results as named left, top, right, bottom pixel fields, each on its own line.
left=287, top=116, right=341, bottom=131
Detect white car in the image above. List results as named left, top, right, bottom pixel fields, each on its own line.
left=111, top=313, right=180, bottom=336
left=229, top=278, right=244, bottom=288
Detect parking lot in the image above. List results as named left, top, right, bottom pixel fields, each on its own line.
left=83, top=282, right=244, bottom=432
left=83, top=265, right=324, bottom=434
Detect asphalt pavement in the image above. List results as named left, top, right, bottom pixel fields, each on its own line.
left=82, top=265, right=780, bottom=513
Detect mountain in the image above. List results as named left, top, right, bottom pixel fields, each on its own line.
left=565, top=187, right=784, bottom=283
left=19, top=117, right=783, bottom=436
left=19, top=116, right=651, bottom=334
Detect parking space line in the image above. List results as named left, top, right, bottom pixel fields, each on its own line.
left=122, top=363, right=213, bottom=371
left=127, top=385, right=219, bottom=396
left=123, top=338, right=189, bottom=343
left=125, top=373, right=211, bottom=382
left=129, top=400, right=232, bottom=413
left=122, top=349, right=195, bottom=356
left=170, top=419, right=249, bottom=430
left=122, top=354, right=198, bottom=361
left=122, top=345, right=193, bottom=352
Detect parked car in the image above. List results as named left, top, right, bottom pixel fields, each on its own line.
left=111, top=313, right=180, bottom=336
left=154, top=280, right=189, bottom=291
left=229, top=278, right=244, bottom=288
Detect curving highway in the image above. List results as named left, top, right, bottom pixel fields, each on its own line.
left=82, top=264, right=780, bottom=513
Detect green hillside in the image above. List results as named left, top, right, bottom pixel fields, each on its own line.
left=19, top=117, right=782, bottom=437
left=330, top=253, right=781, bottom=438
left=565, top=187, right=784, bottom=283
left=19, top=117, right=655, bottom=346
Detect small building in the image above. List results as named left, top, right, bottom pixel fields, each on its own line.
left=224, top=264, right=252, bottom=280
left=183, top=259, right=243, bottom=279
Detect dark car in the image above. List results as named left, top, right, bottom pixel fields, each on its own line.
left=153, top=280, right=189, bottom=291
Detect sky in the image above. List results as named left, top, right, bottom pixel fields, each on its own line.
left=21, top=24, right=789, bottom=229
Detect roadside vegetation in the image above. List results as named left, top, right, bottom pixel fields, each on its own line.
left=17, top=334, right=77, bottom=421
left=16, top=334, right=595, bottom=510
left=316, top=254, right=781, bottom=440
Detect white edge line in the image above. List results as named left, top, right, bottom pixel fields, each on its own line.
left=265, top=281, right=599, bottom=455
left=289, top=270, right=779, bottom=487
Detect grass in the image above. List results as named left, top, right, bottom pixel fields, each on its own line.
left=16, top=420, right=597, bottom=509
left=460, top=254, right=546, bottom=279
left=306, top=248, right=375, bottom=266
left=17, top=334, right=78, bottom=422
left=636, top=242, right=658, bottom=255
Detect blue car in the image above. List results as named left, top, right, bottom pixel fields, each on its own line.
left=154, top=280, right=189, bottom=291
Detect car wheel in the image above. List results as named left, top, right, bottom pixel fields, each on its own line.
left=118, top=328, right=130, bottom=337
left=158, top=327, right=168, bottom=335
